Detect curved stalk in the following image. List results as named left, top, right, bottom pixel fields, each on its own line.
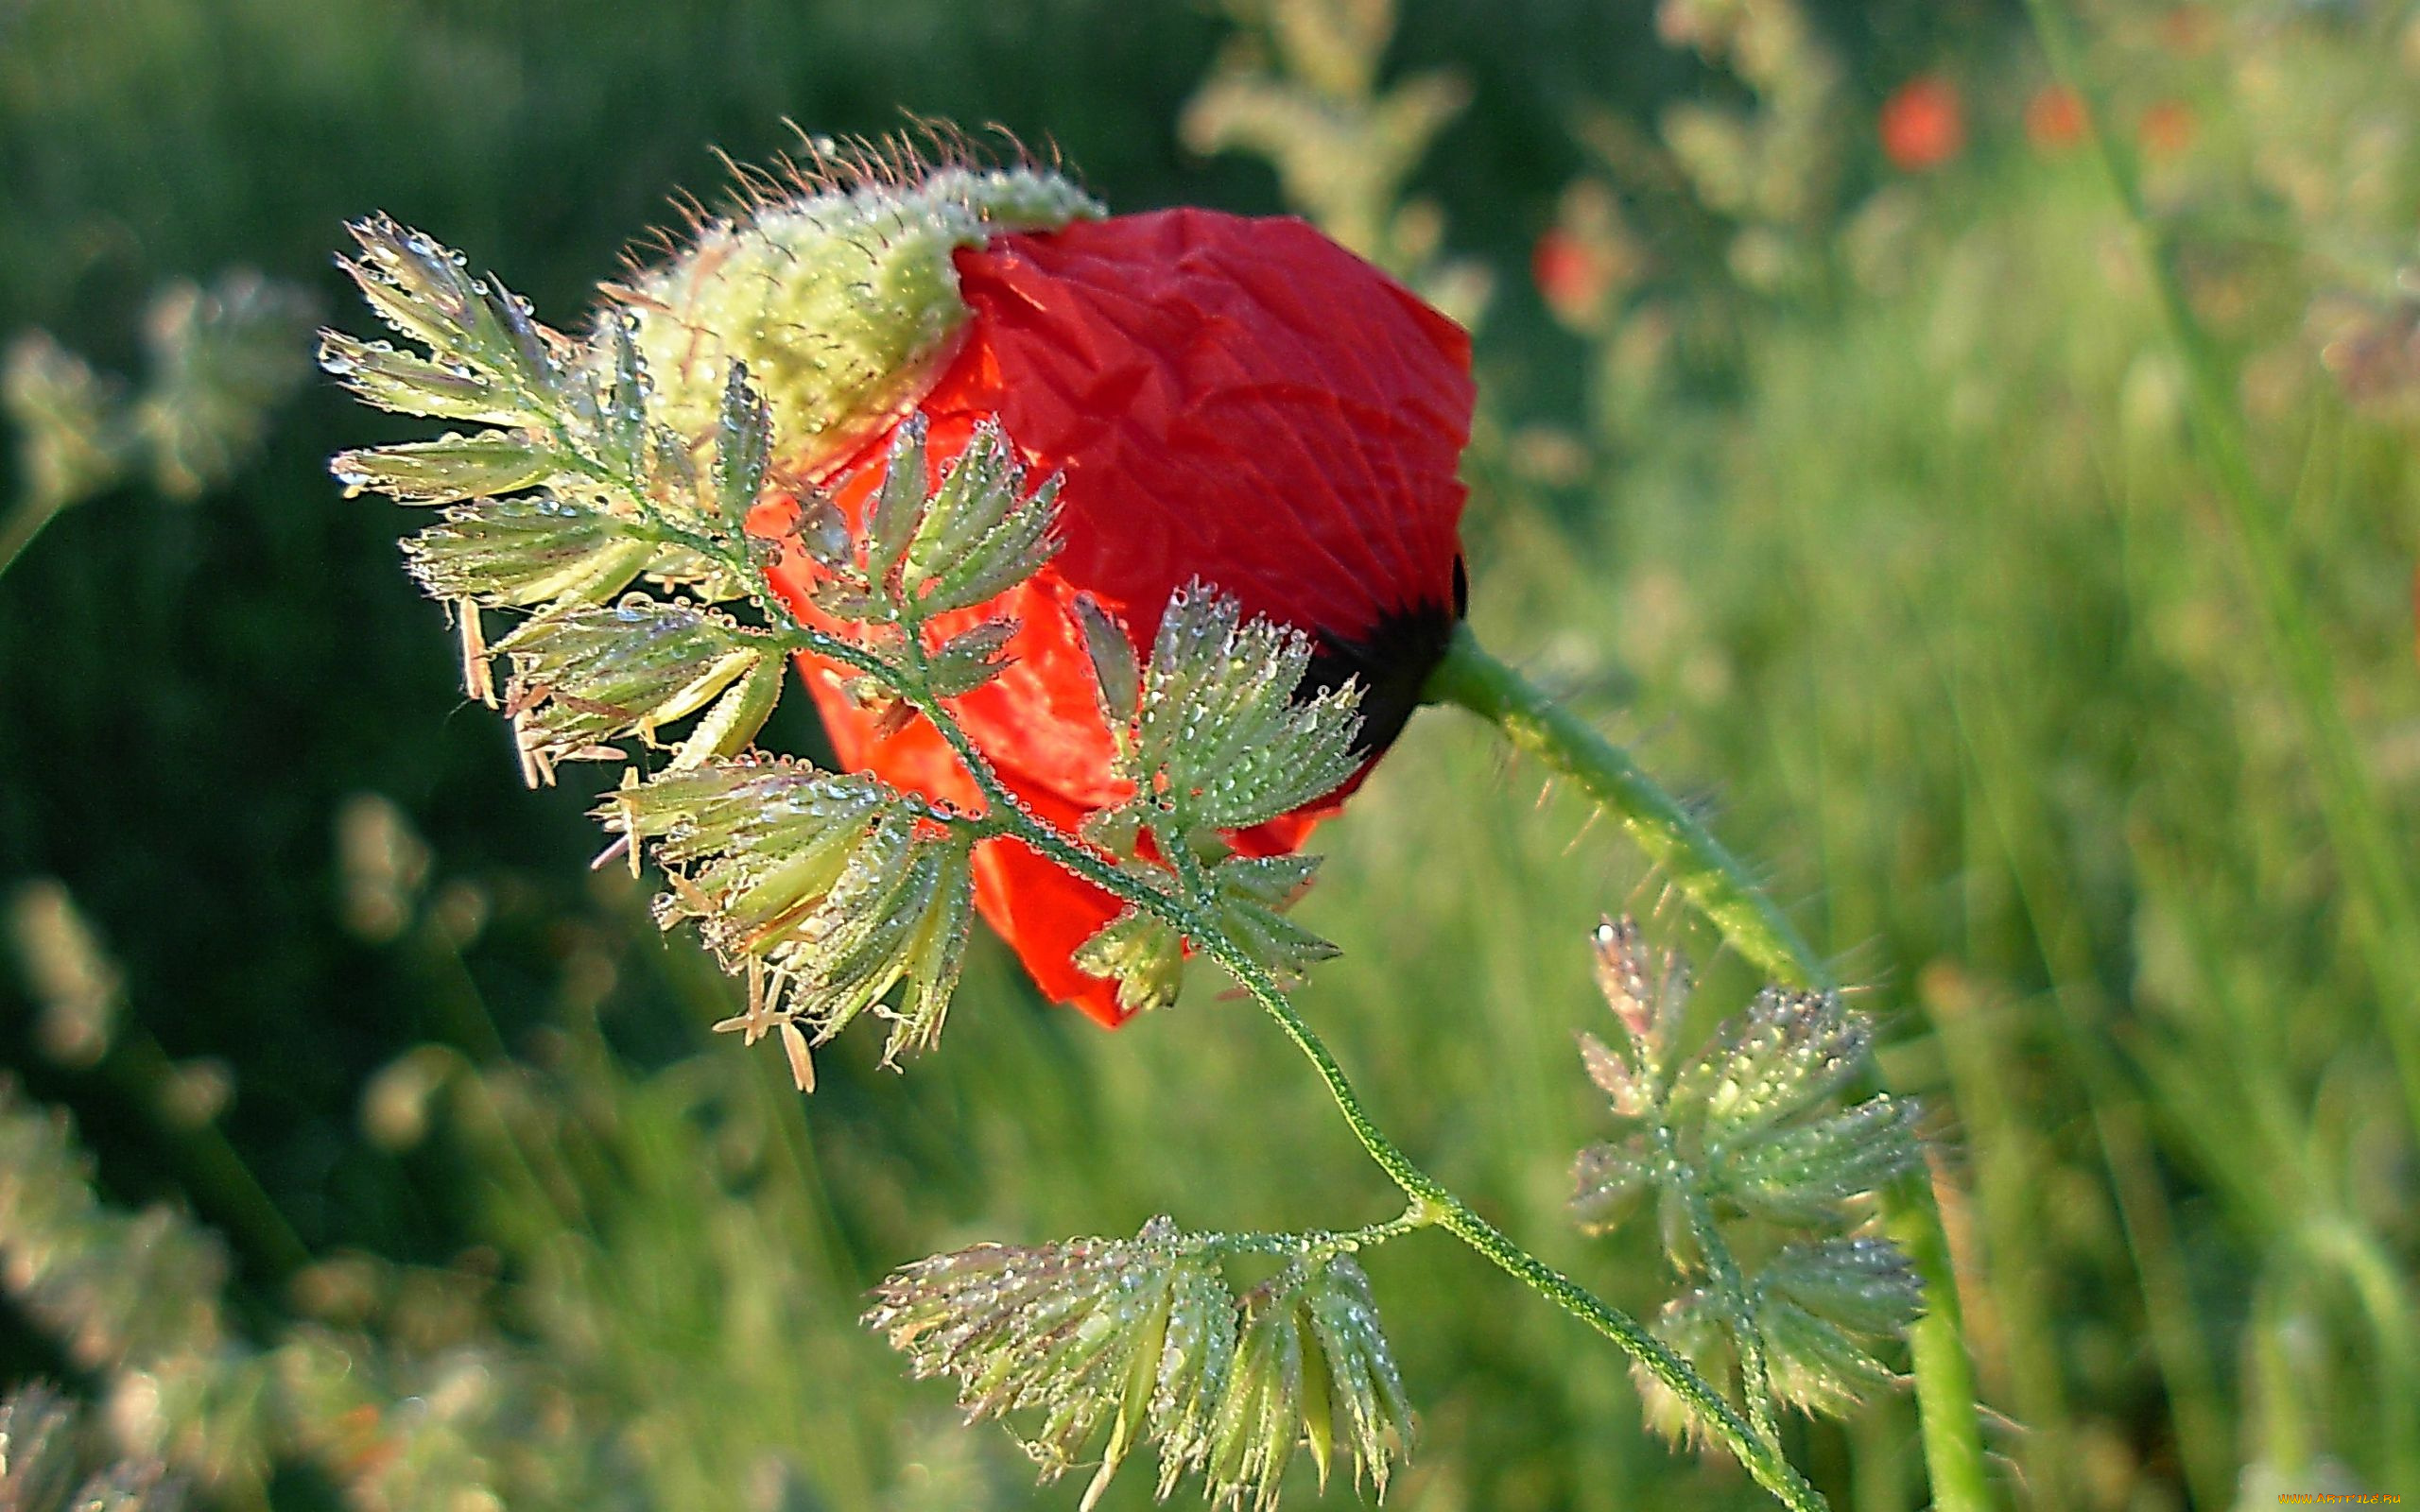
left=1200, top=935, right=1826, bottom=1512
left=1651, top=1116, right=1784, bottom=1451
left=718, top=528, right=1828, bottom=1507
left=1423, top=624, right=1821, bottom=988
left=1424, top=625, right=1996, bottom=1512
left=865, top=598, right=1825, bottom=1508
left=1198, top=1202, right=1438, bottom=1262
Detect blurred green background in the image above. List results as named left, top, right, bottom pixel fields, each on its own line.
left=6, top=0, right=2420, bottom=1507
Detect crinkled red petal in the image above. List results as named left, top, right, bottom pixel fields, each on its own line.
left=762, top=208, right=1472, bottom=1025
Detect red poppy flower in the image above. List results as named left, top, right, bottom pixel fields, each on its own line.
left=1880, top=75, right=1965, bottom=173
left=1533, top=228, right=1603, bottom=326
left=2157, top=5, right=2216, bottom=57
left=2024, top=85, right=2087, bottom=153
left=756, top=209, right=1475, bottom=1026
left=2138, top=99, right=2196, bottom=161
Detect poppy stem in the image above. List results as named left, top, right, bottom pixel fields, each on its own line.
left=1423, top=624, right=1823, bottom=988
left=1423, top=624, right=1996, bottom=1512
left=874, top=630, right=1825, bottom=1507
left=731, top=532, right=1829, bottom=1506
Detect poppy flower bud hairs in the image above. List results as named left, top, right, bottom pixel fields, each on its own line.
left=329, top=143, right=1475, bottom=1036
left=620, top=152, right=1476, bottom=1027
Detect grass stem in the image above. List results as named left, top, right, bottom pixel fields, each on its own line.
left=2023, top=0, right=2420, bottom=1136
left=101, top=1025, right=312, bottom=1280
left=0, top=492, right=68, bottom=581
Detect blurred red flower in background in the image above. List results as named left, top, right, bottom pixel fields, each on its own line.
left=1531, top=181, right=1641, bottom=334
left=1532, top=228, right=1606, bottom=326
left=2159, top=4, right=2217, bottom=57
left=760, top=209, right=1475, bottom=1026
left=2025, top=85, right=2087, bottom=152
left=1880, top=75, right=1966, bottom=172
left=2138, top=99, right=2197, bottom=160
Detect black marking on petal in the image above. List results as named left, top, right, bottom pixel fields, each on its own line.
left=1300, top=556, right=1466, bottom=759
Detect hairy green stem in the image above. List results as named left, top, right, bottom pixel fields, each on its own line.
left=1424, top=624, right=1822, bottom=988
left=1651, top=1115, right=1784, bottom=1451
left=1425, top=626, right=1995, bottom=1512
left=1201, top=936, right=1828, bottom=1512
left=1879, top=1167, right=1988, bottom=1512
left=714, top=518, right=1826, bottom=1505
left=1201, top=1203, right=1438, bottom=1262
left=870, top=618, right=1824, bottom=1507
left=938, top=798, right=1824, bottom=1502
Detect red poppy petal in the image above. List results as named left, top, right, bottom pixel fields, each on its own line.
left=786, top=649, right=1131, bottom=1023
left=941, top=209, right=1472, bottom=647
left=786, top=634, right=1337, bottom=1024
left=751, top=208, right=1474, bottom=1027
